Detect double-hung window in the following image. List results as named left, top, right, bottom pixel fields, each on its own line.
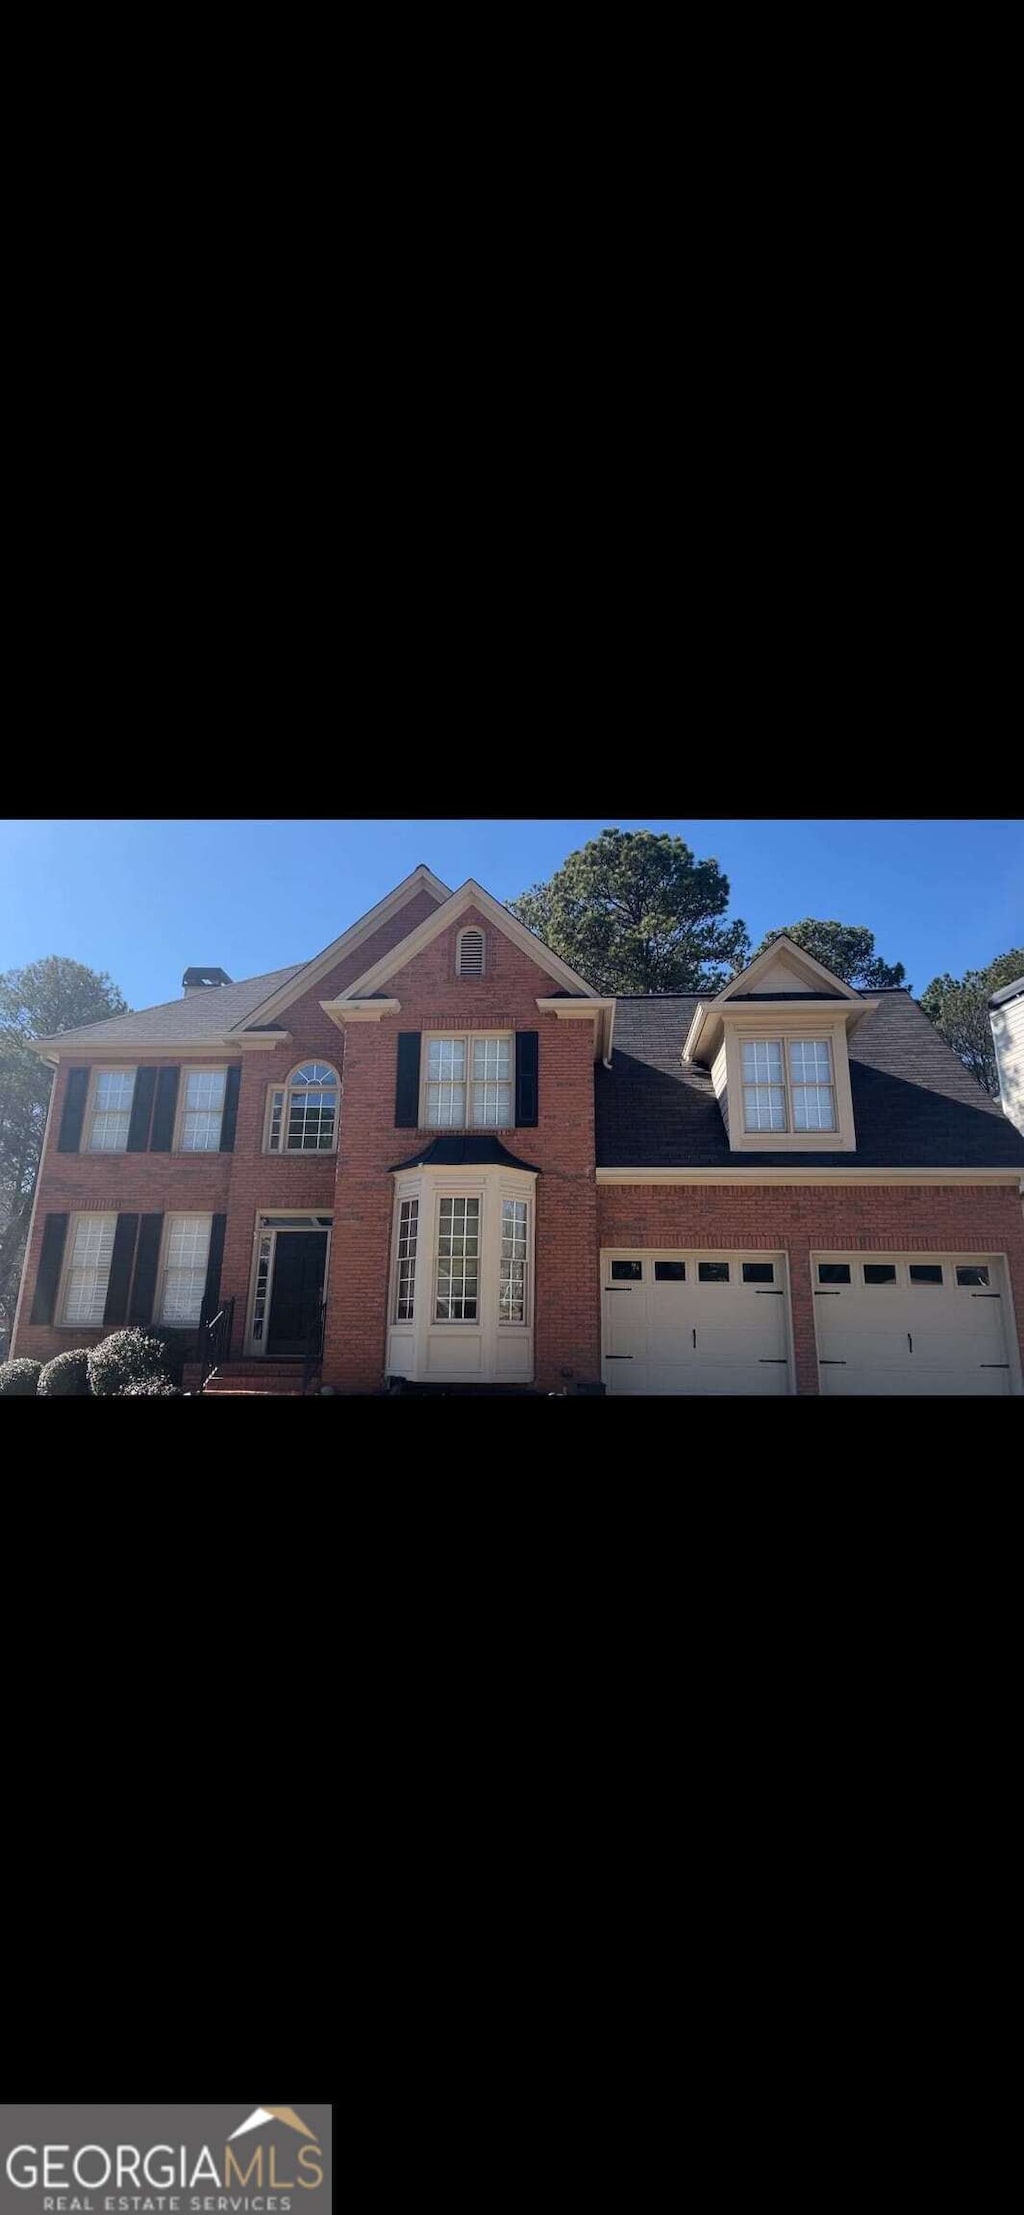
left=178, top=1068, right=226, bottom=1150
left=87, top=1070, right=135, bottom=1150
left=742, top=1038, right=836, bottom=1133
left=158, top=1215, right=212, bottom=1324
left=62, top=1213, right=117, bottom=1323
left=435, top=1197, right=480, bottom=1319
left=424, top=1035, right=512, bottom=1129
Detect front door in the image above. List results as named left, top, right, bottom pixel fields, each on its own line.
left=266, top=1231, right=328, bottom=1358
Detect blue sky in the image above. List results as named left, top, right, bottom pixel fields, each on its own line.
left=0, top=818, right=1020, bottom=1009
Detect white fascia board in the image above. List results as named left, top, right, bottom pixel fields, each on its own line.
left=226, top=865, right=451, bottom=1032
left=321, top=998, right=401, bottom=1030
left=334, top=880, right=601, bottom=1002
left=595, top=1165, right=1024, bottom=1185
left=686, top=996, right=879, bottom=1063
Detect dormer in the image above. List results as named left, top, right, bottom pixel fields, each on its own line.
left=683, top=936, right=878, bottom=1153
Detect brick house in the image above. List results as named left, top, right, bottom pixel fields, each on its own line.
left=11, top=865, right=1024, bottom=1395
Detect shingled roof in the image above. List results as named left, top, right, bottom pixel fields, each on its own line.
left=596, top=991, right=1024, bottom=1169
left=34, top=965, right=304, bottom=1051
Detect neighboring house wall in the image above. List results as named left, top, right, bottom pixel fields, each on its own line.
left=595, top=1181, right=1024, bottom=1394
left=322, top=908, right=599, bottom=1394
left=991, top=991, right=1024, bottom=1134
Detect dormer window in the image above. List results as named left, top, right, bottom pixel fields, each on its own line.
left=456, top=927, right=485, bottom=977
left=742, top=1038, right=836, bottom=1133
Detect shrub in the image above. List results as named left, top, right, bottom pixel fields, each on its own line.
left=88, top=1327, right=170, bottom=1397
left=38, top=1349, right=92, bottom=1397
left=145, top=1327, right=190, bottom=1386
left=120, top=1375, right=182, bottom=1396
left=0, top=1358, right=43, bottom=1396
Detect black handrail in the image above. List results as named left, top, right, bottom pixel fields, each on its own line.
left=303, top=1298, right=327, bottom=1396
left=198, top=1294, right=235, bottom=1392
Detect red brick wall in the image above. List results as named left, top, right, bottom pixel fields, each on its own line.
left=13, top=886, right=447, bottom=1368
left=322, top=908, right=599, bottom=1393
left=596, top=1181, right=1024, bottom=1392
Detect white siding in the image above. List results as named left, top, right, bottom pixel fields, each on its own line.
left=754, top=957, right=818, bottom=994
left=991, top=994, right=1024, bottom=1134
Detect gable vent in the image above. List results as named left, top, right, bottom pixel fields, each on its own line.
left=457, top=927, right=485, bottom=978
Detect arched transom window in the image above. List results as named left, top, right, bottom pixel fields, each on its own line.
left=266, top=1061, right=340, bottom=1152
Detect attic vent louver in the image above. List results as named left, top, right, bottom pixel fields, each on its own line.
left=457, top=927, right=485, bottom=977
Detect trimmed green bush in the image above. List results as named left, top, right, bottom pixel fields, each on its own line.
left=0, top=1358, right=43, bottom=1396
left=120, top=1375, right=182, bottom=1396
left=145, top=1327, right=189, bottom=1386
left=38, top=1349, right=92, bottom=1396
left=88, top=1328, right=170, bottom=1397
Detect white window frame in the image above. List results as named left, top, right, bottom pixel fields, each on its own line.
left=156, top=1213, right=213, bottom=1326
left=420, top=1032, right=514, bottom=1131
left=85, top=1068, right=137, bottom=1153
left=456, top=926, right=486, bottom=977
left=386, top=1171, right=536, bottom=1383
left=723, top=1018, right=856, bottom=1152
left=58, top=1211, right=118, bottom=1326
left=741, top=1036, right=836, bottom=1134
left=174, top=1066, right=228, bottom=1152
left=264, top=1061, right=340, bottom=1154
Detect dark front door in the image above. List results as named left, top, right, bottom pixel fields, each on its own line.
left=267, top=1231, right=328, bottom=1358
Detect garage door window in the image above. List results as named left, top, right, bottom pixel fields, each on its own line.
left=742, top=1262, right=775, bottom=1284
left=910, top=1265, right=943, bottom=1285
left=864, top=1265, right=897, bottom=1285
left=654, top=1261, right=686, bottom=1282
left=698, top=1262, right=730, bottom=1283
left=611, top=1260, right=642, bottom=1281
left=818, top=1263, right=851, bottom=1285
left=956, top=1266, right=990, bottom=1287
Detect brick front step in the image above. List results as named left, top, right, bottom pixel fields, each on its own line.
left=196, top=1360, right=314, bottom=1396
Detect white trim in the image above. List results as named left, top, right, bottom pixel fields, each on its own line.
left=713, top=934, right=863, bottom=1003
left=327, top=878, right=602, bottom=1004
left=684, top=995, right=879, bottom=1066
left=263, top=1061, right=340, bottom=1155
left=32, top=1039, right=284, bottom=1063
left=320, top=997, right=400, bottom=1029
left=418, top=1029, right=514, bottom=1132
left=595, top=1166, right=1024, bottom=1185
left=226, top=865, right=452, bottom=1032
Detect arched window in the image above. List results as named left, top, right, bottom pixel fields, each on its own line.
left=457, top=926, right=486, bottom=977
left=266, top=1061, right=340, bottom=1153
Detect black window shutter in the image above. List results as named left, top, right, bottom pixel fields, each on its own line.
left=129, top=1213, right=164, bottom=1324
left=126, top=1067, right=157, bottom=1151
left=203, top=1215, right=227, bottom=1312
left=219, top=1066, right=241, bottom=1151
left=103, top=1214, right=139, bottom=1325
left=30, top=1213, right=69, bottom=1323
left=57, top=1068, right=89, bottom=1152
left=515, top=1031, right=539, bottom=1126
left=149, top=1066, right=180, bottom=1151
left=395, top=1033, right=422, bottom=1127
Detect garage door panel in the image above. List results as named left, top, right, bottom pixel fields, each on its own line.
left=601, top=1253, right=791, bottom=1394
left=813, top=1257, right=1013, bottom=1394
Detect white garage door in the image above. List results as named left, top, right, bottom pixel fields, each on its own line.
left=601, top=1251, right=791, bottom=1394
left=813, top=1254, right=1016, bottom=1395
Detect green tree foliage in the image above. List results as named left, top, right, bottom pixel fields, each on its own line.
left=0, top=956, right=128, bottom=1337
left=919, top=949, right=1023, bottom=1097
left=749, top=920, right=907, bottom=990
left=507, top=829, right=750, bottom=995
